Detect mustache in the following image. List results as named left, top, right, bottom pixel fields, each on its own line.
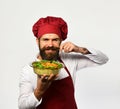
left=43, top=46, right=60, bottom=50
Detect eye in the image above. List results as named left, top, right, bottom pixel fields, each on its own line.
left=43, top=38, right=49, bottom=41
left=53, top=38, right=60, bottom=42
left=53, top=39, right=57, bottom=41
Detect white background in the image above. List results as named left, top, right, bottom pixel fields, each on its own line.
left=0, top=0, right=120, bottom=109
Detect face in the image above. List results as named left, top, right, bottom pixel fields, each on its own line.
left=37, top=33, right=62, bottom=60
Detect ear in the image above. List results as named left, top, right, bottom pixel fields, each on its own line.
left=36, top=38, right=39, bottom=45
left=59, top=39, right=62, bottom=45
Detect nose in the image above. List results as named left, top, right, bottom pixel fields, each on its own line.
left=48, top=40, right=53, bottom=47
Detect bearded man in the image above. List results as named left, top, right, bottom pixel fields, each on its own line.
left=18, top=16, right=108, bottom=109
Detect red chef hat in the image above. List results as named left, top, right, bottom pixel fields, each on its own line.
left=32, top=16, right=68, bottom=40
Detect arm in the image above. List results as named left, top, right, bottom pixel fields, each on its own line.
left=34, top=74, right=57, bottom=101
left=18, top=65, right=57, bottom=109
left=18, top=65, right=40, bottom=109
left=60, top=41, right=91, bottom=54
left=60, top=41, right=109, bottom=65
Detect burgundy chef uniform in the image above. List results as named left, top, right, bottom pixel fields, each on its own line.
left=36, top=58, right=77, bottom=109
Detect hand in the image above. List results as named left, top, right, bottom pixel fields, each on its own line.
left=34, top=74, right=57, bottom=100
left=60, top=41, right=91, bottom=54
left=60, top=42, right=78, bottom=53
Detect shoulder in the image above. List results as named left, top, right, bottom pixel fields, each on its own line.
left=20, top=62, right=36, bottom=80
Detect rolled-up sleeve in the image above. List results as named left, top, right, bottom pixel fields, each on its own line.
left=18, top=65, right=42, bottom=109
left=84, top=48, right=109, bottom=65
left=74, top=48, right=109, bottom=70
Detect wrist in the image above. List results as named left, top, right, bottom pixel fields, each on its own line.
left=73, top=45, right=79, bottom=52
left=74, top=46, right=91, bottom=54
left=79, top=47, right=91, bottom=54
left=34, top=88, right=43, bottom=101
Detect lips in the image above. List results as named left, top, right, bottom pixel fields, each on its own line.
left=45, top=49, right=56, bottom=53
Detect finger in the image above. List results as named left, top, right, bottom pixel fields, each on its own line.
left=48, top=74, right=57, bottom=81
left=64, top=43, right=75, bottom=52
left=63, top=46, right=71, bottom=53
left=67, top=46, right=74, bottom=52
left=60, top=42, right=69, bottom=51
left=37, top=75, right=42, bottom=78
left=41, top=75, right=49, bottom=82
left=60, top=43, right=65, bottom=51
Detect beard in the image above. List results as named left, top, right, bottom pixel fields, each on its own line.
left=39, top=46, right=60, bottom=61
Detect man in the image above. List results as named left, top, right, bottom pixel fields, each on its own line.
left=18, top=16, right=108, bottom=109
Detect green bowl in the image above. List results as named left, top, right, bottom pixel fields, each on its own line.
left=33, top=68, right=60, bottom=75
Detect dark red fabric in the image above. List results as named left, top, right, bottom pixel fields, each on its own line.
left=36, top=59, right=77, bottom=109
left=32, top=16, right=68, bottom=40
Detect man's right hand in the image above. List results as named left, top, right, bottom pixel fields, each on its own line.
left=34, top=74, right=57, bottom=100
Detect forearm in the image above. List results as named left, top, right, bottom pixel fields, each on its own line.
left=83, top=48, right=109, bottom=64
left=34, top=88, right=43, bottom=101
left=60, top=42, right=91, bottom=54
left=72, top=44, right=108, bottom=64
left=73, top=45, right=91, bottom=54
left=18, top=92, right=41, bottom=109
left=19, top=77, right=41, bottom=108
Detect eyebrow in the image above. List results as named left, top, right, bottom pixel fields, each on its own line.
left=42, top=37, right=60, bottom=40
